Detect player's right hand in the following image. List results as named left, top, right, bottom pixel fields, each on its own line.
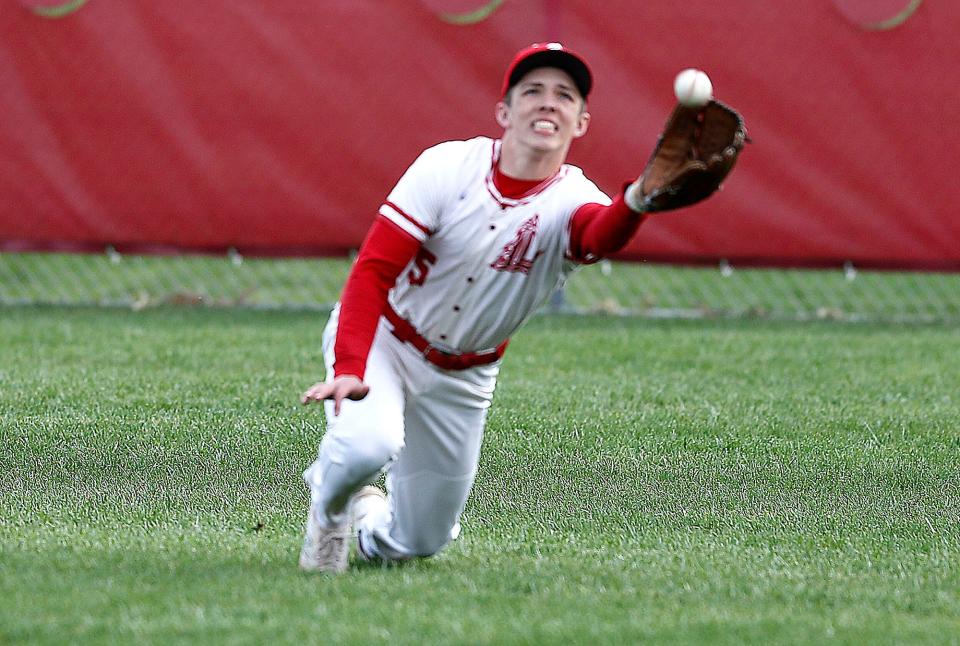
left=300, top=375, right=370, bottom=416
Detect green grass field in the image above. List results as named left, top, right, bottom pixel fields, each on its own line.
left=2, top=306, right=959, bottom=644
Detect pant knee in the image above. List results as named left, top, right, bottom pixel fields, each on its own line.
left=408, top=534, right=451, bottom=558
left=393, top=516, right=461, bottom=558
left=348, top=430, right=403, bottom=473
left=321, top=422, right=403, bottom=474
left=368, top=522, right=457, bottom=561
left=304, top=428, right=403, bottom=526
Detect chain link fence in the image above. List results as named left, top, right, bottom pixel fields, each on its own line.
left=2, top=251, right=959, bottom=324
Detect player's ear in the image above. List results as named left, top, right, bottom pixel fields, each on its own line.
left=573, top=109, right=591, bottom=138
left=495, top=101, right=510, bottom=128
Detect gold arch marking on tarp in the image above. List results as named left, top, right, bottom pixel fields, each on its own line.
left=439, top=0, right=506, bottom=25
left=862, top=0, right=923, bottom=30
left=30, top=0, right=89, bottom=18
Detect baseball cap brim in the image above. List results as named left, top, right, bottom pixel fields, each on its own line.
left=501, top=43, right=592, bottom=99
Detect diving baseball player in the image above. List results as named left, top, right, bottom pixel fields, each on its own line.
left=299, top=43, right=745, bottom=572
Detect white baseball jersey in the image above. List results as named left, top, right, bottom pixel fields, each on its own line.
left=378, top=136, right=610, bottom=353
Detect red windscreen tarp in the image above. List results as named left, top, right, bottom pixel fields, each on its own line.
left=1, top=1, right=957, bottom=269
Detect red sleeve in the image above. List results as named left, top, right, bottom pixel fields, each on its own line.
left=333, top=217, right=421, bottom=380
left=568, top=190, right=646, bottom=263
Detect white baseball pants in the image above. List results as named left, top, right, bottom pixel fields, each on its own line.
left=302, top=307, right=499, bottom=560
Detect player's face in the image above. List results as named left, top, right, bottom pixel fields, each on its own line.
left=496, top=67, right=590, bottom=154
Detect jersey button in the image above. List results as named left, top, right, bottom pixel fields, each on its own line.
left=467, top=277, right=474, bottom=283
left=453, top=305, right=460, bottom=312
left=489, top=224, right=496, bottom=230
left=440, top=334, right=447, bottom=340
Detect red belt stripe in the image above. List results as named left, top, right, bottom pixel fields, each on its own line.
left=384, top=305, right=508, bottom=370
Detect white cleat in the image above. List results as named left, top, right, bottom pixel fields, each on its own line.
left=351, top=486, right=387, bottom=561
left=351, top=486, right=386, bottom=525
left=299, top=486, right=386, bottom=573
left=299, top=501, right=349, bottom=574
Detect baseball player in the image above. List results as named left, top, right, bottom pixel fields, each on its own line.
left=299, top=42, right=744, bottom=573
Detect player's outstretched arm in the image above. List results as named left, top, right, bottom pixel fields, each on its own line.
left=301, top=375, right=370, bottom=416
left=569, top=193, right=645, bottom=261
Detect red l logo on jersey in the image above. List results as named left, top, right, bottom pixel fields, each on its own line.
left=490, top=214, right=543, bottom=274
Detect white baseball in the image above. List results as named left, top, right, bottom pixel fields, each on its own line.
left=673, top=68, right=713, bottom=108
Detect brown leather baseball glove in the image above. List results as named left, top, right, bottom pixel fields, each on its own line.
left=627, top=100, right=747, bottom=213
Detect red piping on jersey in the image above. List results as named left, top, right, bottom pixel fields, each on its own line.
left=383, top=200, right=432, bottom=235
left=384, top=304, right=508, bottom=370
left=485, top=139, right=567, bottom=209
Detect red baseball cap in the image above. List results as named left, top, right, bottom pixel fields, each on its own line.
left=501, top=42, right=593, bottom=99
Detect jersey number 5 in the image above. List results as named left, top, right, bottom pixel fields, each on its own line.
left=407, top=248, right=437, bottom=286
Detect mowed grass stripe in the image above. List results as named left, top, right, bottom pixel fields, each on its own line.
left=1, top=307, right=958, bottom=644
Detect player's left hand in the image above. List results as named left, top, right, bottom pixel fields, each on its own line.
left=301, top=375, right=370, bottom=416
left=625, top=100, right=747, bottom=213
